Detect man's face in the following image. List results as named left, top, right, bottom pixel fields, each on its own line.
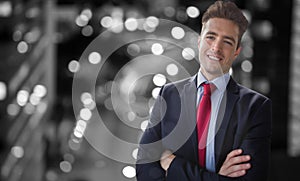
left=198, top=18, right=241, bottom=80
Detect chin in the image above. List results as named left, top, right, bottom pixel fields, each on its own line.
left=207, top=66, right=223, bottom=74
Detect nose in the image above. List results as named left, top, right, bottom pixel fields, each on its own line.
left=211, top=39, right=222, bottom=52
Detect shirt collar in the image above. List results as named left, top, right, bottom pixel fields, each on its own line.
left=197, top=71, right=230, bottom=92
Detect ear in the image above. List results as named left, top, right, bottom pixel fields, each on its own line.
left=233, top=46, right=242, bottom=59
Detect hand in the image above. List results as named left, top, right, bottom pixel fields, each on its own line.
left=160, top=150, right=176, bottom=171
left=219, top=149, right=251, bottom=177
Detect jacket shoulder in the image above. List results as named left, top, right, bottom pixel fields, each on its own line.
left=236, top=82, right=271, bottom=103
left=162, top=76, right=195, bottom=92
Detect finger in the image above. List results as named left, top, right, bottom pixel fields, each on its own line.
left=226, top=163, right=251, bottom=175
left=220, top=163, right=251, bottom=177
left=160, top=150, right=173, bottom=160
left=228, top=170, right=247, bottom=177
left=228, top=155, right=251, bottom=166
left=220, top=155, right=251, bottom=176
left=223, top=154, right=250, bottom=170
left=225, top=149, right=243, bottom=162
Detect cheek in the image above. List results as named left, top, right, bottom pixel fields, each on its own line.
left=198, top=44, right=209, bottom=56
left=225, top=49, right=238, bottom=59
left=199, top=49, right=206, bottom=60
left=223, top=56, right=235, bottom=67
left=230, top=51, right=239, bottom=60
left=201, top=40, right=210, bottom=48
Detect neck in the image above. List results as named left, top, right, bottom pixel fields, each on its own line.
left=200, top=68, right=225, bottom=81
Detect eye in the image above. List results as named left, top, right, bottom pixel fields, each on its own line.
left=206, top=36, right=215, bottom=40
left=224, top=40, right=233, bottom=46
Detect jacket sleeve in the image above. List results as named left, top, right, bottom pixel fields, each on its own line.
left=233, top=98, right=272, bottom=181
left=166, top=157, right=236, bottom=181
left=136, top=87, right=166, bottom=181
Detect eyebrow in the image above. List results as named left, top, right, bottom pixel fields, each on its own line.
left=206, top=31, right=236, bottom=44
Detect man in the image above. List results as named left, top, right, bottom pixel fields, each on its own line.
left=136, top=1, right=272, bottom=180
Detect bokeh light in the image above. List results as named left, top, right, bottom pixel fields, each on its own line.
left=241, top=60, right=253, bottom=73
left=127, top=111, right=136, bottom=121
left=7, top=104, right=20, bottom=116
left=17, top=41, right=29, bottom=54
left=164, top=6, right=176, bottom=18
left=140, top=120, right=149, bottom=132
left=0, top=81, right=7, bottom=100
left=125, top=18, right=138, bottom=31
left=11, top=146, right=24, bottom=158
left=171, top=26, right=185, bottom=39
left=100, top=16, right=113, bottom=28
left=68, top=60, right=80, bottom=73
left=151, top=43, right=164, bottom=55
left=166, top=63, right=179, bottom=76
left=182, top=47, right=195, bottom=60
left=81, top=25, right=94, bottom=37
left=151, top=87, right=161, bottom=99
left=80, top=108, right=92, bottom=121
left=132, top=148, right=138, bottom=160
left=17, top=90, right=29, bottom=106
left=81, top=8, right=92, bottom=20
left=88, top=52, right=102, bottom=64
left=122, top=166, right=136, bottom=178
left=153, top=74, right=167, bottom=86
left=186, top=6, right=200, bottom=18
left=59, top=161, right=72, bottom=173
left=127, top=43, right=140, bottom=56
left=145, top=16, right=159, bottom=28
left=75, top=14, right=89, bottom=27
left=33, top=84, right=47, bottom=98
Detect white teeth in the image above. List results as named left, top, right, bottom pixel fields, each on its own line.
left=208, top=55, right=221, bottom=61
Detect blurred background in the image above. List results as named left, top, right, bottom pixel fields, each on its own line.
left=0, top=0, right=300, bottom=180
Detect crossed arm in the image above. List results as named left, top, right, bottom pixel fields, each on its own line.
left=160, top=149, right=251, bottom=178
left=136, top=146, right=253, bottom=181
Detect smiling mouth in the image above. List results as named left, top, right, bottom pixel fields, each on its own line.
left=208, top=55, right=222, bottom=61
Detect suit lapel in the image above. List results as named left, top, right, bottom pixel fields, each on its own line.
left=177, top=76, right=240, bottom=169
left=181, top=75, right=198, bottom=161
left=215, top=78, right=239, bottom=170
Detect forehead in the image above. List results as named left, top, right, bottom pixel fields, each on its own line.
left=202, top=18, right=239, bottom=39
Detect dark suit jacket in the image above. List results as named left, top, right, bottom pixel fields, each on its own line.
left=136, top=75, right=272, bottom=181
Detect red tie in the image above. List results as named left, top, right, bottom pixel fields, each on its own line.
left=197, top=83, right=213, bottom=168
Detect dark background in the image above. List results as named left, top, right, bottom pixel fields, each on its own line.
left=0, top=0, right=299, bottom=180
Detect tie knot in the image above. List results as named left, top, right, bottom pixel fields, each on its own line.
left=202, top=83, right=215, bottom=96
